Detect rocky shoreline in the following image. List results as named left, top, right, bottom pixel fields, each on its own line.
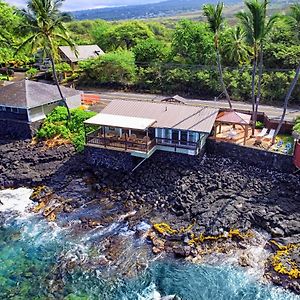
left=0, top=139, right=300, bottom=294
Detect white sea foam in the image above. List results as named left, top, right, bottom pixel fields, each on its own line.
left=0, top=188, right=33, bottom=213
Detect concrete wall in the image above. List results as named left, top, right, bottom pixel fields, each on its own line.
left=206, top=139, right=294, bottom=173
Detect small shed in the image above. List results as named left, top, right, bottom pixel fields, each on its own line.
left=59, top=45, right=104, bottom=69
left=214, top=111, right=252, bottom=145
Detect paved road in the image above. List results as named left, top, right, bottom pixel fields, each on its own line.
left=82, top=89, right=300, bottom=122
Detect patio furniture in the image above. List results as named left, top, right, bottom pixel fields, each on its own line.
left=283, top=142, right=293, bottom=154
left=257, top=128, right=268, bottom=137
left=227, top=129, right=237, bottom=139
left=129, top=134, right=137, bottom=141
left=142, top=136, right=150, bottom=143
left=264, top=129, right=275, bottom=140
left=273, top=139, right=284, bottom=152
left=119, top=133, right=126, bottom=141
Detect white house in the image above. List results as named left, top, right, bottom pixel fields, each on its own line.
left=84, top=100, right=219, bottom=158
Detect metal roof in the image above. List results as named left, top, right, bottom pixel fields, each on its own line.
left=59, top=45, right=104, bottom=63
left=0, top=79, right=81, bottom=109
left=92, top=100, right=219, bottom=133
left=84, top=113, right=156, bottom=130
left=216, top=111, right=251, bottom=125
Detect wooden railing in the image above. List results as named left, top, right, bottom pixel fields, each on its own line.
left=86, top=132, right=199, bottom=153
left=86, top=133, right=156, bottom=153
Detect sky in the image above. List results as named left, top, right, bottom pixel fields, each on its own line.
left=5, top=0, right=163, bottom=11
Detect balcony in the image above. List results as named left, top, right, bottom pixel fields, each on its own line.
left=86, top=130, right=156, bottom=154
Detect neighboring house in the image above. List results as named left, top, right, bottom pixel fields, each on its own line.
left=84, top=100, right=219, bottom=158
left=0, top=79, right=82, bottom=138
left=58, top=45, right=104, bottom=69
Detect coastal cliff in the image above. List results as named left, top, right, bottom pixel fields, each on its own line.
left=0, top=139, right=300, bottom=294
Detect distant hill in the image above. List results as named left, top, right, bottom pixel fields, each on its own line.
left=71, top=0, right=294, bottom=21
left=71, top=0, right=240, bottom=21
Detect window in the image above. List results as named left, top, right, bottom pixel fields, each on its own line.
left=180, top=131, right=187, bottom=145
left=11, top=107, right=19, bottom=113
left=156, top=128, right=163, bottom=139
left=188, top=132, right=199, bottom=143
left=164, top=129, right=172, bottom=143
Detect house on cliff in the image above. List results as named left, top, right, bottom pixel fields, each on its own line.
left=0, top=79, right=81, bottom=139
left=58, top=45, right=104, bottom=69
left=84, top=100, right=219, bottom=160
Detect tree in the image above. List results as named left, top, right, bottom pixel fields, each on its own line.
left=203, top=2, right=232, bottom=109
left=16, top=0, right=76, bottom=120
left=93, top=21, right=154, bottom=52
left=221, top=26, right=251, bottom=66
left=273, top=4, right=300, bottom=143
left=237, top=0, right=279, bottom=134
left=171, top=20, right=215, bottom=65
left=133, top=38, right=169, bottom=65
left=80, top=50, right=136, bottom=85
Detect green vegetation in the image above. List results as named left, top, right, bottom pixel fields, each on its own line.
left=37, top=107, right=96, bottom=151
left=1, top=0, right=299, bottom=107
left=294, top=116, right=300, bottom=134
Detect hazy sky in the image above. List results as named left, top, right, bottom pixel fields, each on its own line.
left=5, top=0, right=162, bottom=11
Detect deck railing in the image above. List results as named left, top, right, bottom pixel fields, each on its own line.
left=86, top=132, right=199, bottom=153
left=86, top=133, right=156, bottom=153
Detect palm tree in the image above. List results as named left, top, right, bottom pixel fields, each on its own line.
left=222, top=26, right=251, bottom=66
left=237, top=0, right=279, bottom=135
left=273, top=4, right=300, bottom=143
left=16, top=0, right=76, bottom=120
left=203, top=2, right=232, bottom=109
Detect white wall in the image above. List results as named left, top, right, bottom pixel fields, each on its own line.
left=66, top=94, right=82, bottom=109
left=28, top=93, right=82, bottom=122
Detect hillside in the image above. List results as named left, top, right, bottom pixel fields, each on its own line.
left=71, top=0, right=240, bottom=21
left=71, top=0, right=294, bottom=21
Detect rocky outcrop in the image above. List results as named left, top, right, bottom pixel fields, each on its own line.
left=0, top=139, right=80, bottom=188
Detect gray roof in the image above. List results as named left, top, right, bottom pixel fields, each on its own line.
left=98, top=100, right=219, bottom=133
left=0, top=79, right=81, bottom=109
left=59, top=45, right=104, bottom=63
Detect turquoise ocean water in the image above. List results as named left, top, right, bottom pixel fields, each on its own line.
left=0, top=188, right=299, bottom=300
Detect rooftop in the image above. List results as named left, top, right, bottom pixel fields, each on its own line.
left=216, top=111, right=252, bottom=125
left=84, top=113, right=156, bottom=130
left=0, top=79, right=81, bottom=109
left=89, top=100, right=219, bottom=133
left=59, top=45, right=104, bottom=63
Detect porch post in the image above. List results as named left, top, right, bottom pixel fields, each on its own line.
left=146, top=129, right=149, bottom=153
left=125, top=130, right=128, bottom=151
left=243, top=125, right=247, bottom=145
left=103, top=126, right=107, bottom=148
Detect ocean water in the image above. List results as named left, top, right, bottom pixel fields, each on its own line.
left=0, top=188, right=299, bottom=300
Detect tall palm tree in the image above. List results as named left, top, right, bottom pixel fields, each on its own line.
left=237, top=0, right=279, bottom=135
left=16, top=0, right=76, bottom=120
left=203, top=2, right=232, bottom=109
left=273, top=4, right=300, bottom=143
left=222, top=26, right=251, bottom=66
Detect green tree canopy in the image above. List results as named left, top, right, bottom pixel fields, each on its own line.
left=80, top=50, right=136, bottom=85
left=171, top=19, right=215, bottom=65
left=133, top=38, right=169, bottom=64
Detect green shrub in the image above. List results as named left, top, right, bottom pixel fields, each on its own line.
left=256, top=121, right=264, bottom=129
left=37, top=106, right=96, bottom=152
left=25, top=67, right=38, bottom=78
